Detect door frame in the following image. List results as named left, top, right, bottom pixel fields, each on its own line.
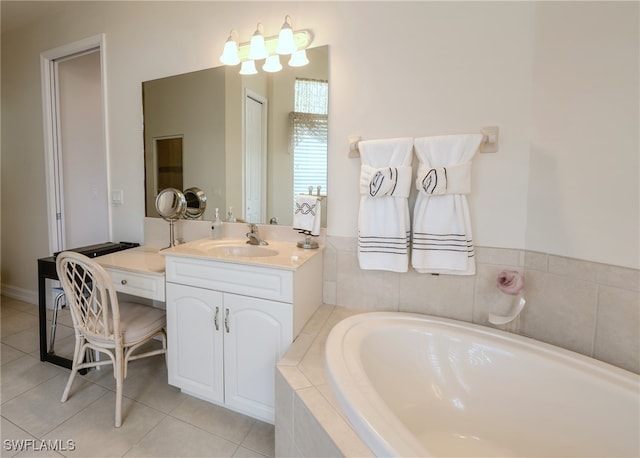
left=40, top=34, right=112, bottom=254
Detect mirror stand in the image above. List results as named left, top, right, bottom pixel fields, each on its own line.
left=167, top=219, right=179, bottom=248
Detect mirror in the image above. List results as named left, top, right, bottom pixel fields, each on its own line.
left=155, top=188, right=186, bottom=221
left=155, top=187, right=187, bottom=247
left=184, top=187, right=207, bottom=219
left=143, top=45, right=329, bottom=226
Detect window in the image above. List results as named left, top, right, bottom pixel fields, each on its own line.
left=290, top=78, right=328, bottom=198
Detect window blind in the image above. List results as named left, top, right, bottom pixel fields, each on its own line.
left=291, top=78, right=328, bottom=198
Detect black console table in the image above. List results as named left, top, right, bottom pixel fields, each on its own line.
left=37, top=242, right=139, bottom=369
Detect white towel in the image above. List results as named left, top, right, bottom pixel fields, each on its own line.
left=358, top=137, right=413, bottom=272
left=294, top=195, right=321, bottom=236
left=412, top=134, right=483, bottom=275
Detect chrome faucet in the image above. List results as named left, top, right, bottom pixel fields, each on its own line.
left=246, top=224, right=268, bottom=246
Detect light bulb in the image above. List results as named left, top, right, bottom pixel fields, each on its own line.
left=239, top=60, right=258, bottom=75
left=276, top=16, right=296, bottom=55
left=248, top=23, right=267, bottom=60
left=288, top=49, right=309, bottom=67
left=263, top=55, right=282, bottom=73
left=219, top=31, right=240, bottom=65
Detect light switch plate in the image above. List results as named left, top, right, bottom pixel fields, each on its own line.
left=111, top=189, right=123, bottom=205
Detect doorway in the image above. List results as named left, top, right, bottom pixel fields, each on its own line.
left=41, top=35, right=111, bottom=253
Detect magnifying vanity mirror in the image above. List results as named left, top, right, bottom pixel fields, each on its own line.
left=155, top=187, right=187, bottom=247
left=155, top=187, right=187, bottom=220
left=143, top=45, right=329, bottom=227
left=184, top=187, right=207, bottom=219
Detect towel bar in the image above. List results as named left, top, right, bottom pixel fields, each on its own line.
left=348, top=127, right=499, bottom=157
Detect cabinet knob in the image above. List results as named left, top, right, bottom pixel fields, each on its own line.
left=121, top=279, right=127, bottom=285
left=224, top=308, right=230, bottom=333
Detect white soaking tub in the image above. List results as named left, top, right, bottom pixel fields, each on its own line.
left=325, top=312, right=639, bottom=457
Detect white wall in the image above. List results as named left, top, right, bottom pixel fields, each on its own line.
left=1, top=1, right=638, bottom=298
left=527, top=2, right=639, bottom=266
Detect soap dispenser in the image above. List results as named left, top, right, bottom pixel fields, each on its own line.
left=227, top=206, right=236, bottom=222
left=212, top=208, right=222, bottom=239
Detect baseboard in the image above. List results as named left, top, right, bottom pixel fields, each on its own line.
left=1, top=284, right=38, bottom=305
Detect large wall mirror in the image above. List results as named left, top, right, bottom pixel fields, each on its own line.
left=143, top=45, right=329, bottom=227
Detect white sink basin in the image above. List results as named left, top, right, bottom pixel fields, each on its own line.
left=207, top=244, right=277, bottom=258
left=162, top=237, right=323, bottom=269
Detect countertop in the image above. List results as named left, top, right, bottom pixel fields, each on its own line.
left=160, top=238, right=324, bottom=271
left=96, top=245, right=165, bottom=275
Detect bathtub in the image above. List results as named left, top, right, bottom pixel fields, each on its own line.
left=325, top=312, right=639, bottom=457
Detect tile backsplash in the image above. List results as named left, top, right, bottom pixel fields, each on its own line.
left=322, top=236, right=640, bottom=374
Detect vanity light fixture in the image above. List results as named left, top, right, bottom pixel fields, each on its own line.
left=219, top=15, right=313, bottom=75
left=219, top=30, right=240, bottom=66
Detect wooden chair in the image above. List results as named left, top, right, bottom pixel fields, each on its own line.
left=56, top=251, right=167, bottom=427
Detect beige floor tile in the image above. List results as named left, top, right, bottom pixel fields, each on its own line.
left=0, top=298, right=37, bottom=315
left=121, top=357, right=186, bottom=414
left=232, top=446, right=268, bottom=458
left=2, top=326, right=46, bottom=355
left=2, top=373, right=108, bottom=438
left=42, top=393, right=165, bottom=457
left=1, top=344, right=26, bottom=366
left=171, top=396, right=254, bottom=444
left=1, top=417, right=35, bottom=458
left=1, top=355, right=65, bottom=403
left=124, top=416, right=238, bottom=457
left=241, top=420, right=275, bottom=457
left=0, top=309, right=39, bottom=339
left=13, top=448, right=65, bottom=457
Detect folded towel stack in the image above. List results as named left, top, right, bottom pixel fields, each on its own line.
left=293, top=195, right=322, bottom=236
left=357, top=137, right=413, bottom=272
left=412, top=134, right=483, bottom=275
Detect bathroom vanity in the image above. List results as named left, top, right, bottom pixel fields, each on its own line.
left=161, top=238, right=323, bottom=423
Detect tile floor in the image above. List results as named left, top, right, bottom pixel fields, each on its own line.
left=0, top=296, right=275, bottom=457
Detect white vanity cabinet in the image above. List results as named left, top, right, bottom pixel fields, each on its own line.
left=104, top=267, right=165, bottom=301
left=164, top=249, right=322, bottom=423
left=96, top=246, right=166, bottom=302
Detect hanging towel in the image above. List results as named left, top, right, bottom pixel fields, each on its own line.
left=412, top=134, right=483, bottom=275
left=358, top=137, right=413, bottom=272
left=294, top=195, right=322, bottom=236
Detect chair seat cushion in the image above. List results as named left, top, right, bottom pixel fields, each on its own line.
left=118, top=301, right=166, bottom=345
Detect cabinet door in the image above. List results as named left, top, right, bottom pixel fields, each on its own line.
left=223, top=294, right=292, bottom=423
left=166, top=283, right=224, bottom=403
